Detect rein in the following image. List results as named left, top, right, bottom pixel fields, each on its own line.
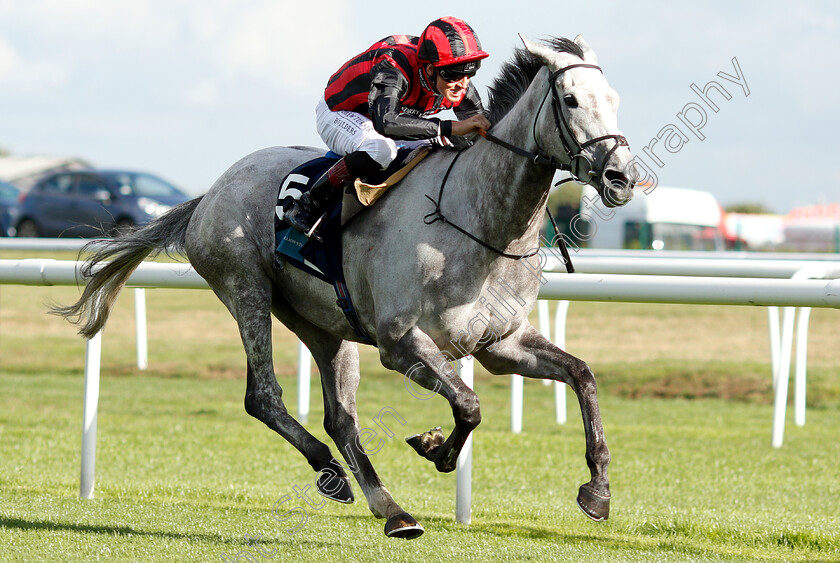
left=423, top=148, right=540, bottom=261
left=478, top=129, right=562, bottom=168
left=423, top=148, right=575, bottom=273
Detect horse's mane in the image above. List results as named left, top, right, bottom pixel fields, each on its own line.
left=486, top=37, right=584, bottom=124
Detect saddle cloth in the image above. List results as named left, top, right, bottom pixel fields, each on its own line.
left=273, top=147, right=429, bottom=345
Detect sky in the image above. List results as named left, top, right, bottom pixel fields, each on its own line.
left=1, top=0, right=838, bottom=214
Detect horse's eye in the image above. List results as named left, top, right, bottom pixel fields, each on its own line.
left=563, top=94, right=578, bottom=108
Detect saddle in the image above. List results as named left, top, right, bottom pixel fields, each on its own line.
left=273, top=146, right=429, bottom=345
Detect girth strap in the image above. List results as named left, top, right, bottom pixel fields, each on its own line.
left=333, top=281, right=376, bottom=346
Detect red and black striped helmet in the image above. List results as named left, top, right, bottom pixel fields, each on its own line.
left=417, top=16, right=489, bottom=69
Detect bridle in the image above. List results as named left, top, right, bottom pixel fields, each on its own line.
left=481, top=62, right=629, bottom=187
left=423, top=62, right=629, bottom=267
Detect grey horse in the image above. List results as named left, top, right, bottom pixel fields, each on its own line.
left=54, top=35, right=638, bottom=539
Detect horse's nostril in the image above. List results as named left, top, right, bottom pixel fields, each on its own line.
left=604, top=169, right=630, bottom=190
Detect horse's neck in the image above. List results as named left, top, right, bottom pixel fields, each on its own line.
left=450, top=72, right=555, bottom=253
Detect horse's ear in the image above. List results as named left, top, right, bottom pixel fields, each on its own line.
left=573, top=34, right=598, bottom=65
left=519, top=34, right=559, bottom=66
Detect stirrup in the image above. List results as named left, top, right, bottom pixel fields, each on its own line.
left=305, top=213, right=327, bottom=243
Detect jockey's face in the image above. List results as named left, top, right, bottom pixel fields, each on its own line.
left=426, top=64, right=470, bottom=104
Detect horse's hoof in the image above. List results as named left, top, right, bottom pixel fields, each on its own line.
left=317, top=471, right=354, bottom=504
left=384, top=512, right=424, bottom=539
left=405, top=426, right=445, bottom=460
left=576, top=484, right=610, bottom=521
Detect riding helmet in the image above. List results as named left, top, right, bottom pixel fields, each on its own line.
left=417, top=16, right=489, bottom=74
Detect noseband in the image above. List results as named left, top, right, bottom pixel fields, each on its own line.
left=482, top=63, right=629, bottom=187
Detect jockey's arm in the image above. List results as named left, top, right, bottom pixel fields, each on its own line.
left=369, top=82, right=444, bottom=140
left=369, top=62, right=489, bottom=143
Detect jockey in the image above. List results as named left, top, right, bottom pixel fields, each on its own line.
left=285, top=16, right=492, bottom=242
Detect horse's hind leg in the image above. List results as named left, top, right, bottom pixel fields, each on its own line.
left=212, top=282, right=347, bottom=488
left=473, top=323, right=612, bottom=522
left=272, top=300, right=423, bottom=539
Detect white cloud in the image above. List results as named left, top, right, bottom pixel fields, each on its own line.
left=2, top=0, right=836, bottom=213
left=184, top=80, right=222, bottom=108
left=1, top=0, right=353, bottom=105
left=217, top=1, right=352, bottom=89
left=0, top=34, right=71, bottom=94
left=0, top=0, right=168, bottom=97
left=0, top=36, right=18, bottom=74
left=794, top=6, right=837, bottom=31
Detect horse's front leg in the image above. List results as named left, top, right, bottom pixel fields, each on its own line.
left=473, top=323, right=612, bottom=521
left=379, top=325, right=481, bottom=473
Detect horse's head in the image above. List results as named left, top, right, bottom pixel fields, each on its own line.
left=521, top=35, right=638, bottom=208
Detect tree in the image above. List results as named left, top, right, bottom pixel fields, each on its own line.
left=547, top=181, right=583, bottom=212
left=544, top=181, right=585, bottom=242
left=725, top=202, right=774, bottom=214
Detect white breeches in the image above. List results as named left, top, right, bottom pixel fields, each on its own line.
left=315, top=97, right=429, bottom=169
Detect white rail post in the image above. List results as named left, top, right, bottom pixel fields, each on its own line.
left=134, top=288, right=148, bottom=370
left=772, top=307, right=796, bottom=447
left=510, top=300, right=553, bottom=433
left=510, top=373, right=523, bottom=434
left=794, top=306, right=812, bottom=426
left=297, top=340, right=311, bottom=424
left=456, top=356, right=474, bottom=524
left=768, top=306, right=781, bottom=388
left=553, top=300, right=570, bottom=424
left=508, top=300, right=552, bottom=433
left=80, top=331, right=102, bottom=499
left=787, top=268, right=823, bottom=428
left=771, top=267, right=826, bottom=447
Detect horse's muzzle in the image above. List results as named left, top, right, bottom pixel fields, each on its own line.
left=600, top=168, right=635, bottom=208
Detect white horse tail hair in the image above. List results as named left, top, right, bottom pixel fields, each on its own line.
left=50, top=196, right=204, bottom=339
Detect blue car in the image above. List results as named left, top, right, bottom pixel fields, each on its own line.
left=16, top=170, right=191, bottom=237
left=0, top=180, right=21, bottom=237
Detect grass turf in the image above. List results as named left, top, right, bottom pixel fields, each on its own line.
left=1, top=259, right=839, bottom=561
left=2, top=372, right=839, bottom=562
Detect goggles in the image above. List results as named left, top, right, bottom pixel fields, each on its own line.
left=437, top=62, right=479, bottom=82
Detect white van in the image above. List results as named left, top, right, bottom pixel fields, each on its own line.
left=578, top=185, right=725, bottom=250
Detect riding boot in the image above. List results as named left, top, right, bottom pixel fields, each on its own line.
left=284, top=157, right=354, bottom=243
left=284, top=152, right=379, bottom=243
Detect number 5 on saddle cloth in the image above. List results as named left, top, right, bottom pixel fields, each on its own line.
left=274, top=147, right=429, bottom=346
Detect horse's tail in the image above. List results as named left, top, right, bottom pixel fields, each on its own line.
left=50, top=196, right=204, bottom=339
